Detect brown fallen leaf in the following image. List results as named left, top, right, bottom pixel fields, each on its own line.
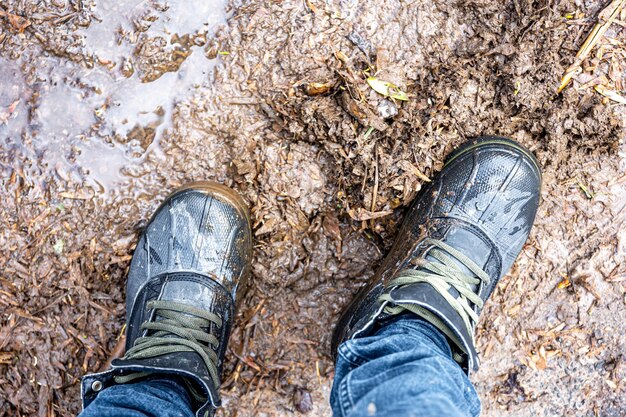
left=340, top=91, right=388, bottom=131
left=0, top=10, right=31, bottom=33
left=322, top=212, right=342, bottom=256
left=0, top=351, right=13, bottom=364
left=59, top=191, right=90, bottom=200
left=305, top=0, right=318, bottom=14
left=254, top=217, right=277, bottom=236
left=305, top=82, right=333, bottom=96
left=348, top=207, right=393, bottom=221
left=334, top=50, right=349, bottom=63
left=322, top=212, right=341, bottom=242
left=398, top=160, right=431, bottom=182
left=595, top=84, right=626, bottom=104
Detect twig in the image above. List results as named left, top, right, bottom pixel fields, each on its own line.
left=370, top=145, right=379, bottom=230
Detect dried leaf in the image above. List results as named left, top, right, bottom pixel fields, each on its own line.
left=340, top=91, right=388, bottom=131
left=322, top=213, right=341, bottom=242
left=334, top=50, right=348, bottom=63
left=255, top=217, right=277, bottom=236
left=0, top=10, right=31, bottom=33
left=305, top=82, right=332, bottom=96
left=347, top=207, right=393, bottom=221
left=0, top=351, right=13, bottom=364
left=59, top=191, right=89, bottom=200
left=535, top=356, right=547, bottom=370
left=557, top=278, right=572, bottom=289
left=595, top=85, right=626, bottom=104
left=306, top=0, right=318, bottom=13
left=398, top=160, right=431, bottom=182
left=366, top=77, right=409, bottom=101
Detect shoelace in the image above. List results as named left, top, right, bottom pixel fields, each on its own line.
left=114, top=300, right=222, bottom=388
left=379, top=238, right=490, bottom=360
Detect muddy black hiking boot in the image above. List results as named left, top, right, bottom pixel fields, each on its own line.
left=81, top=182, right=252, bottom=417
left=331, top=136, right=541, bottom=372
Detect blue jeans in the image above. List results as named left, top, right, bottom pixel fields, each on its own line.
left=79, top=317, right=480, bottom=417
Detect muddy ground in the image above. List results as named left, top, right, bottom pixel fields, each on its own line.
left=1, top=0, right=625, bottom=416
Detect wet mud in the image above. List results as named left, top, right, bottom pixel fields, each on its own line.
left=1, top=0, right=625, bottom=416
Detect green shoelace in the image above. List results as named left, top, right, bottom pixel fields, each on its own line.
left=379, top=238, right=490, bottom=360
left=115, top=300, right=222, bottom=388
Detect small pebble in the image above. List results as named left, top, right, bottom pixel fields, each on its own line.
left=294, top=388, right=313, bottom=413
left=378, top=99, right=397, bottom=119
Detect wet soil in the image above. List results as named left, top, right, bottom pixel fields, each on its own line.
left=1, top=0, right=625, bottom=416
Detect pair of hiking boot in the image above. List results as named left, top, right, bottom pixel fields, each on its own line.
left=82, top=136, right=541, bottom=417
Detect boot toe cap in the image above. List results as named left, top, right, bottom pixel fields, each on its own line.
left=439, top=138, right=541, bottom=271
left=127, top=182, right=252, bottom=305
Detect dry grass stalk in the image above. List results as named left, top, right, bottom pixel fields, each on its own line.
left=558, top=0, right=626, bottom=93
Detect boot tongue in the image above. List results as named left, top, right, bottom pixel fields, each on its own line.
left=160, top=279, right=219, bottom=310
left=152, top=272, right=234, bottom=330
left=388, top=282, right=480, bottom=372
left=390, top=226, right=491, bottom=372
left=424, top=226, right=491, bottom=290
left=96, top=272, right=234, bottom=417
